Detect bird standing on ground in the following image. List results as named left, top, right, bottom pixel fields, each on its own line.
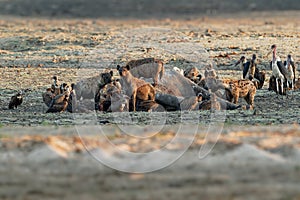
left=267, top=45, right=285, bottom=95
left=9, top=91, right=23, bottom=109
left=284, top=54, right=296, bottom=88
left=42, top=88, right=55, bottom=107
left=235, top=54, right=256, bottom=80
left=46, top=86, right=70, bottom=113
left=51, top=76, right=60, bottom=95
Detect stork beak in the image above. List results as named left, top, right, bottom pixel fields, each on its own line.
left=234, top=60, right=241, bottom=67
left=266, top=49, right=273, bottom=58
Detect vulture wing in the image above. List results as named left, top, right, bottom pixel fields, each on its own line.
left=243, top=61, right=250, bottom=79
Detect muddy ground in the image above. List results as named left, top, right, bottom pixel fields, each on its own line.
left=0, top=10, right=300, bottom=200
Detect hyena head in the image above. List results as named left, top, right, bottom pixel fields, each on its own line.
left=101, top=70, right=114, bottom=85
left=184, top=67, right=199, bottom=79
left=117, top=65, right=130, bottom=77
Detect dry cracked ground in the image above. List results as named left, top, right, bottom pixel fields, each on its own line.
left=0, top=11, right=300, bottom=200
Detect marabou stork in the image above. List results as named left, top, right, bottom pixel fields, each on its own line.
left=267, top=45, right=285, bottom=95
left=284, top=54, right=296, bottom=89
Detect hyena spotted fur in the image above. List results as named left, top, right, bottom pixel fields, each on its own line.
left=224, top=79, right=256, bottom=108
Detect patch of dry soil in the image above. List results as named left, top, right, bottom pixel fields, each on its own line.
left=0, top=12, right=300, bottom=200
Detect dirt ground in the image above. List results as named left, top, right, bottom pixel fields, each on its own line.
left=0, top=9, right=300, bottom=200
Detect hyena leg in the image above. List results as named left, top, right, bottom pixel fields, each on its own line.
left=233, top=94, right=239, bottom=104
left=245, top=92, right=254, bottom=107
left=244, top=94, right=250, bottom=105
left=153, top=74, right=159, bottom=86
left=249, top=95, right=255, bottom=107
left=132, top=90, right=137, bottom=112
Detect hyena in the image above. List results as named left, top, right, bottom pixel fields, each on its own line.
left=224, top=79, right=256, bottom=108
left=95, top=80, right=129, bottom=112
left=74, top=70, right=114, bottom=100
left=184, top=66, right=200, bottom=82
left=179, top=94, right=203, bottom=111
left=117, top=65, right=155, bottom=111
left=126, top=58, right=164, bottom=86
left=199, top=93, right=221, bottom=111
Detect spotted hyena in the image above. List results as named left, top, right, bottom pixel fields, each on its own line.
left=199, top=93, right=221, bottom=111
left=74, top=70, right=114, bottom=100
left=184, top=66, right=200, bottom=82
left=204, top=64, right=217, bottom=79
left=126, top=58, right=164, bottom=86
left=98, top=82, right=129, bottom=112
left=117, top=65, right=155, bottom=111
left=179, top=94, right=203, bottom=111
left=225, top=79, right=256, bottom=107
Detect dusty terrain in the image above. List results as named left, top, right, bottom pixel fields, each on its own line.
left=0, top=8, right=300, bottom=200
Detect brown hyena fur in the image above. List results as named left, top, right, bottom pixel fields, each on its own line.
left=204, top=64, right=218, bottom=79
left=205, top=77, right=226, bottom=92
left=225, top=80, right=256, bottom=107
left=95, top=80, right=125, bottom=112
left=95, top=82, right=114, bottom=111
left=184, top=67, right=200, bottom=82
left=136, top=84, right=155, bottom=101
left=180, top=94, right=203, bottom=111
left=117, top=65, right=155, bottom=111
left=199, top=93, right=221, bottom=111
left=109, top=92, right=130, bottom=112
left=126, top=58, right=156, bottom=67
left=74, top=71, right=114, bottom=100
left=210, top=93, right=221, bottom=111
left=125, top=58, right=164, bottom=86
left=136, top=100, right=164, bottom=112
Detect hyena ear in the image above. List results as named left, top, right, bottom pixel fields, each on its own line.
left=117, top=65, right=121, bottom=70
left=110, top=70, right=113, bottom=76
left=125, top=65, right=130, bottom=70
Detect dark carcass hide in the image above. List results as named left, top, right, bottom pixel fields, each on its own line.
left=154, top=70, right=240, bottom=111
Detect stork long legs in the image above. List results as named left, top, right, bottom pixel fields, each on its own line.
left=275, top=78, right=283, bottom=95
left=275, top=78, right=279, bottom=94
left=275, top=78, right=284, bottom=99
left=287, top=80, right=294, bottom=99
left=280, top=79, right=283, bottom=95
